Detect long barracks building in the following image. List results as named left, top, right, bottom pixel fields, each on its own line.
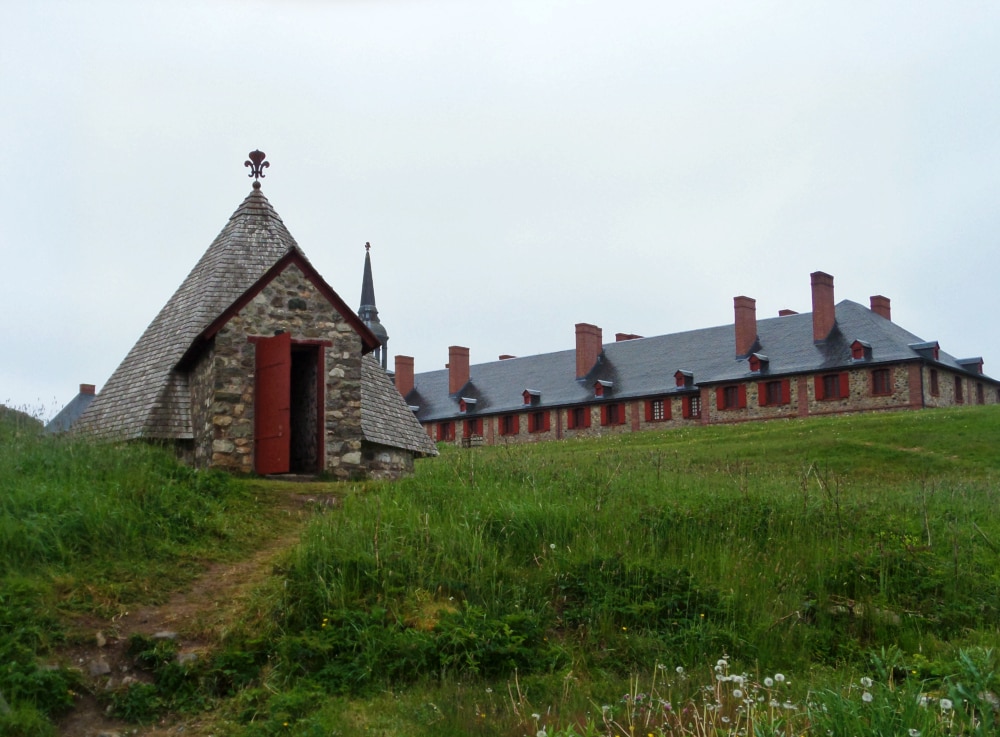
left=396, top=271, right=1000, bottom=446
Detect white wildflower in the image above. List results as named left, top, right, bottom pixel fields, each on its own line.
left=774, top=673, right=785, bottom=683
left=862, top=692, right=873, bottom=703
left=940, top=698, right=953, bottom=711
left=860, top=676, right=873, bottom=688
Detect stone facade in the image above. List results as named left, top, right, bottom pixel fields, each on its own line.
left=187, top=263, right=366, bottom=478
left=428, top=362, right=1000, bottom=448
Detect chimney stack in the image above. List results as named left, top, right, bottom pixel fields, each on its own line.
left=80, top=383, right=96, bottom=395
left=575, top=323, right=603, bottom=378
left=448, top=346, right=470, bottom=394
left=394, top=355, right=414, bottom=397
left=870, top=295, right=891, bottom=321
left=733, top=296, right=757, bottom=357
left=811, top=271, right=836, bottom=342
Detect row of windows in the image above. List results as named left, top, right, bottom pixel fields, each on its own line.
left=435, top=370, right=994, bottom=439
left=436, top=396, right=702, bottom=440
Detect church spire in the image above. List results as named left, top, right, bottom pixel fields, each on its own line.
left=359, top=242, right=389, bottom=370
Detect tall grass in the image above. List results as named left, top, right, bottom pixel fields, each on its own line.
left=0, top=422, right=270, bottom=734
left=240, top=407, right=1000, bottom=734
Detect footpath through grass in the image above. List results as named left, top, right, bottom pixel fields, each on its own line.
left=2, top=406, right=999, bottom=736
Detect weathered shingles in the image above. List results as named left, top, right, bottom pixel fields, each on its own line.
left=77, top=188, right=298, bottom=439
left=361, top=355, right=438, bottom=456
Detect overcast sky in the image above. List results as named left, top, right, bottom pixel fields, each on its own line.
left=3, top=1, right=998, bottom=418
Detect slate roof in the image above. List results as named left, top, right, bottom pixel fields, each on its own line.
left=45, top=390, right=96, bottom=434
left=361, top=355, right=437, bottom=456
left=410, top=300, right=998, bottom=422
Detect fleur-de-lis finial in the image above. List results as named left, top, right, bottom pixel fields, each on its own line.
left=365, top=241, right=371, bottom=252
left=244, top=150, right=269, bottom=187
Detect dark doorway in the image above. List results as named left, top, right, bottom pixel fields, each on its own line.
left=289, top=345, right=320, bottom=473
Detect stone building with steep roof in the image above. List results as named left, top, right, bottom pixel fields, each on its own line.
left=399, top=271, right=1000, bottom=446
left=76, top=152, right=436, bottom=478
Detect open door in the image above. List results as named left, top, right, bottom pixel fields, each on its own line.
left=254, top=332, right=292, bottom=475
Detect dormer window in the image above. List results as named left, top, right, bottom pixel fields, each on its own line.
left=674, top=370, right=693, bottom=389
left=594, top=380, right=613, bottom=397
left=748, top=353, right=769, bottom=373
left=523, top=389, right=540, bottom=406
left=459, top=397, right=477, bottom=413
left=909, top=341, right=940, bottom=361
left=851, top=340, right=872, bottom=361
left=957, top=358, right=984, bottom=375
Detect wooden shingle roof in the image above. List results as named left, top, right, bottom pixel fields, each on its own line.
left=361, top=355, right=438, bottom=456
left=78, top=186, right=302, bottom=439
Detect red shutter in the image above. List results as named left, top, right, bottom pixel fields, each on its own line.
left=682, top=397, right=691, bottom=418
left=738, top=385, right=747, bottom=409
left=254, top=332, right=292, bottom=475
left=839, top=372, right=850, bottom=399
left=543, top=411, right=551, bottom=432
left=758, top=382, right=768, bottom=407
left=664, top=399, right=671, bottom=419
left=815, top=375, right=825, bottom=401
left=645, top=400, right=653, bottom=421
left=716, top=387, right=725, bottom=410
left=600, top=405, right=608, bottom=426
left=781, top=379, right=791, bottom=405
left=584, top=408, right=592, bottom=428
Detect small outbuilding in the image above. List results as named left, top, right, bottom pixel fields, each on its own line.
left=75, top=151, right=436, bottom=478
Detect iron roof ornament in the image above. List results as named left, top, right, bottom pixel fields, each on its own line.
left=244, top=149, right=269, bottom=188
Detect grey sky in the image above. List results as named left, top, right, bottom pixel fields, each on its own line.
left=3, top=1, right=998, bottom=418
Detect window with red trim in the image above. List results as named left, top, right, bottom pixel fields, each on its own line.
left=601, top=403, right=626, bottom=426
left=716, top=385, right=747, bottom=411
left=499, top=415, right=518, bottom=436
left=463, top=418, right=483, bottom=437
left=816, top=372, right=849, bottom=401
left=871, top=369, right=892, bottom=396
left=682, top=395, right=701, bottom=419
left=645, top=398, right=670, bottom=421
left=436, top=422, right=455, bottom=441
left=568, top=406, right=590, bottom=430
left=528, top=410, right=550, bottom=433
left=759, top=380, right=790, bottom=407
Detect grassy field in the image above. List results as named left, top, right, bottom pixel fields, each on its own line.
left=2, top=406, right=998, bottom=735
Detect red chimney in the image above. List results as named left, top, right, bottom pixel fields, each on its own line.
left=870, top=295, right=891, bottom=321
left=80, top=383, right=96, bottom=395
left=778, top=309, right=798, bottom=317
left=394, top=355, right=414, bottom=397
left=811, top=271, right=836, bottom=342
left=448, top=346, right=470, bottom=394
left=575, top=323, right=603, bottom=378
left=734, top=296, right=757, bottom=357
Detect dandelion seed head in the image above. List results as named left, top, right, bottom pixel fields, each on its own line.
left=676, top=666, right=684, bottom=674
left=733, top=689, right=744, bottom=699
left=940, top=698, right=953, bottom=711
left=764, top=677, right=774, bottom=688
left=774, top=673, right=785, bottom=683
left=860, top=676, right=873, bottom=688
left=908, top=730, right=921, bottom=737
left=862, top=692, right=873, bottom=703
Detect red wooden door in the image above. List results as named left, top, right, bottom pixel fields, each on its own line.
left=254, top=332, right=292, bottom=475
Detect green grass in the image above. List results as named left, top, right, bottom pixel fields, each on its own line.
left=3, top=405, right=999, bottom=735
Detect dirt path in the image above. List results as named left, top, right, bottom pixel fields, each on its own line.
left=54, top=487, right=339, bottom=737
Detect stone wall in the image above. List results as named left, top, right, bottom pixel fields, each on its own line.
left=362, top=441, right=415, bottom=480
left=194, top=263, right=365, bottom=478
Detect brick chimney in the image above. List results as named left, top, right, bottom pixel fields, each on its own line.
left=734, top=296, right=757, bottom=357
left=811, top=271, right=836, bottom=342
left=80, top=383, right=96, bottom=395
left=870, top=295, right=891, bottom=321
left=575, top=323, right=603, bottom=378
left=394, top=355, right=414, bottom=397
left=448, top=346, right=470, bottom=394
